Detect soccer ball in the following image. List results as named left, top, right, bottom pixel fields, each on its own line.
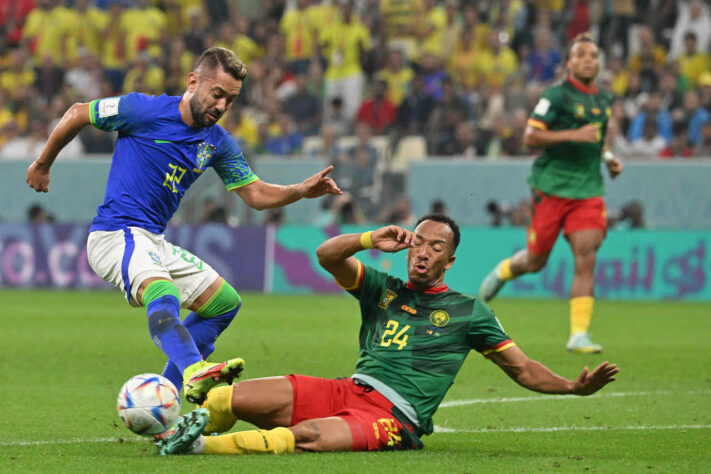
left=116, top=373, right=181, bottom=436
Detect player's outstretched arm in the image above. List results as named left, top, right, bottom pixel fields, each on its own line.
left=26, top=102, right=92, bottom=193
left=487, top=345, right=619, bottom=396
left=234, top=166, right=342, bottom=210
left=524, top=123, right=599, bottom=148
left=316, top=225, right=415, bottom=289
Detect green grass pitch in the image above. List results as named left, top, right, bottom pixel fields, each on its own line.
left=1, top=290, right=710, bottom=472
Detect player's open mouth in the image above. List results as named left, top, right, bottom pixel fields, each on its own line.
left=415, top=264, right=427, bottom=274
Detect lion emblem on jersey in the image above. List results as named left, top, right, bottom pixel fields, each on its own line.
left=196, top=142, right=217, bottom=170
left=429, top=310, right=450, bottom=327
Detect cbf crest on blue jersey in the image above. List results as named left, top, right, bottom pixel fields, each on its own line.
left=194, top=142, right=217, bottom=173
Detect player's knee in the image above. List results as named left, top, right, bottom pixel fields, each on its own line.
left=526, top=255, right=548, bottom=273
left=290, top=421, right=321, bottom=447
left=198, top=282, right=242, bottom=318
left=574, top=251, right=597, bottom=273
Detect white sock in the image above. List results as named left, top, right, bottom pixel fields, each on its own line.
left=190, top=435, right=206, bottom=454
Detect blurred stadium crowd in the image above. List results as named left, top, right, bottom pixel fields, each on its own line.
left=1, top=0, right=711, bottom=208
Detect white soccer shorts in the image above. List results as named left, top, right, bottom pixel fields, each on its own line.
left=87, top=227, right=219, bottom=308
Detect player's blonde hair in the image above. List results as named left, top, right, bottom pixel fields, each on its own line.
left=565, top=32, right=597, bottom=62
left=195, top=47, right=248, bottom=81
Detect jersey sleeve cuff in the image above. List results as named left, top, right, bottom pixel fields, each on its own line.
left=481, top=339, right=516, bottom=356
left=527, top=118, right=548, bottom=130
left=337, top=259, right=364, bottom=291
left=89, top=99, right=99, bottom=128
left=225, top=175, right=260, bottom=191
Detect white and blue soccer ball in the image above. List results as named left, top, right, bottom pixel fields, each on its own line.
left=116, top=373, right=181, bottom=436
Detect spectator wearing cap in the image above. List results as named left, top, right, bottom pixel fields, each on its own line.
left=677, top=32, right=711, bottom=87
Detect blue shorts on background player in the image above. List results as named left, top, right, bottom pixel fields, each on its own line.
left=26, top=46, right=342, bottom=405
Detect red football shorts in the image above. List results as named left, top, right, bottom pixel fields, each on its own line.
left=286, top=375, right=421, bottom=451
left=527, top=189, right=607, bottom=256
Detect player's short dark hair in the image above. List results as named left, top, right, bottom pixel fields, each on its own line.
left=414, top=214, right=461, bottom=251
left=195, top=47, right=248, bottom=81
left=565, top=32, right=597, bottom=62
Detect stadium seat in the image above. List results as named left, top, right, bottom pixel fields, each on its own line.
left=390, top=136, right=427, bottom=172
left=302, top=136, right=323, bottom=157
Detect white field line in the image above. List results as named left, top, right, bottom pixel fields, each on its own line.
left=3, top=391, right=708, bottom=447
left=0, top=437, right=144, bottom=447
left=438, top=390, right=710, bottom=408
left=434, top=424, right=711, bottom=434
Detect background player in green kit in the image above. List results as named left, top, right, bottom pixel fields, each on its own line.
left=478, top=33, right=624, bottom=354
left=156, top=214, right=619, bottom=455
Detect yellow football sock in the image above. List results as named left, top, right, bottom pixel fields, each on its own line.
left=570, top=296, right=594, bottom=335
left=201, top=385, right=238, bottom=434
left=497, top=258, right=515, bottom=281
left=203, top=427, right=295, bottom=455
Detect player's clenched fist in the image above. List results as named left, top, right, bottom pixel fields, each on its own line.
left=571, top=123, right=599, bottom=143
left=26, top=160, right=51, bottom=193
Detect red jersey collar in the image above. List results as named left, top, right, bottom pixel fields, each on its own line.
left=567, top=75, right=598, bottom=94
left=406, top=282, right=449, bottom=294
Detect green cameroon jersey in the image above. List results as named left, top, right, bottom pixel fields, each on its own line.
left=346, top=262, right=515, bottom=435
left=527, top=77, right=614, bottom=199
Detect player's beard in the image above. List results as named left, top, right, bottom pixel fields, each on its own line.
left=189, top=94, right=220, bottom=128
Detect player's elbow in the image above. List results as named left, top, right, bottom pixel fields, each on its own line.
left=315, top=242, right=340, bottom=270
left=65, top=102, right=92, bottom=128
left=315, top=243, right=331, bottom=268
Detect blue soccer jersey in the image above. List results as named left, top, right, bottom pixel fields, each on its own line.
left=88, top=93, right=259, bottom=233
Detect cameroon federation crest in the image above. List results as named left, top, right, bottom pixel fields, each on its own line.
left=195, top=142, right=217, bottom=173
left=378, top=289, right=397, bottom=309
left=429, top=310, right=450, bottom=328
left=574, top=104, right=585, bottom=118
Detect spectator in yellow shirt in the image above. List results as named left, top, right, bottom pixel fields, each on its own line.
left=376, top=49, right=414, bottom=107
left=677, top=32, right=711, bottom=87
left=64, top=0, right=110, bottom=62
left=418, top=0, right=447, bottom=59
left=0, top=48, right=36, bottom=100
left=448, top=29, right=478, bottom=91
left=22, top=0, right=72, bottom=66
left=280, top=0, right=316, bottom=74
left=231, top=16, right=264, bottom=67
left=440, top=0, right=462, bottom=61
left=122, top=53, right=165, bottom=95
left=477, top=29, right=518, bottom=88
left=119, top=0, right=167, bottom=63
left=99, top=2, right=127, bottom=93
left=380, top=0, right=423, bottom=60
left=628, top=26, right=666, bottom=72
left=320, top=1, right=372, bottom=123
